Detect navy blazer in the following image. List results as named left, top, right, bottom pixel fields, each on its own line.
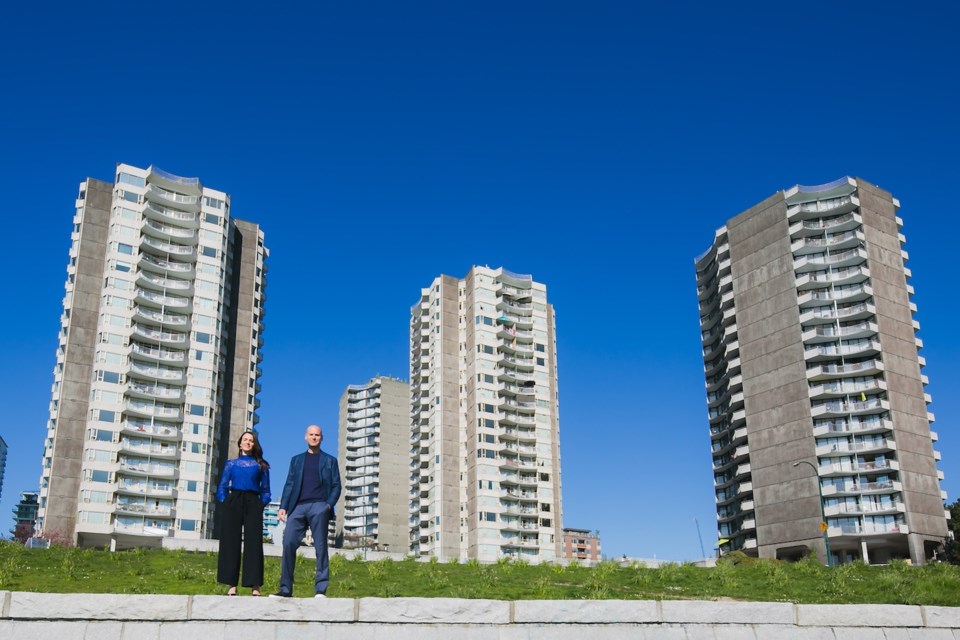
left=279, top=449, right=342, bottom=514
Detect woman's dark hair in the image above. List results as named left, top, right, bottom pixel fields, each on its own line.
left=238, top=431, right=270, bottom=471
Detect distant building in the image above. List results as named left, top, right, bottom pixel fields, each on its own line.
left=263, top=501, right=280, bottom=542
left=336, top=376, right=409, bottom=553
left=38, top=163, right=268, bottom=548
left=562, top=528, right=601, bottom=562
left=696, top=177, right=947, bottom=565
left=12, top=491, right=39, bottom=542
left=410, top=266, right=563, bottom=562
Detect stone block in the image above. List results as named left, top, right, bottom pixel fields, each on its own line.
left=797, top=605, right=923, bottom=628
left=84, top=621, right=123, bottom=639
left=119, top=621, right=161, bottom=640
left=752, top=624, right=835, bottom=640
left=357, top=597, right=509, bottom=624
left=924, top=607, right=960, bottom=629
left=660, top=600, right=793, bottom=624
left=7, top=593, right=190, bottom=621
left=3, top=620, right=87, bottom=640
left=190, top=594, right=354, bottom=622
left=903, top=630, right=956, bottom=640
left=274, top=621, right=326, bottom=640
left=513, top=599, right=658, bottom=623
left=156, top=621, right=225, bottom=640
left=832, top=629, right=887, bottom=640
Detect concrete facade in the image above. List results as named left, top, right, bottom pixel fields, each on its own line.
left=410, top=267, right=563, bottom=562
left=2, top=592, right=958, bottom=639
left=38, top=164, right=268, bottom=548
left=336, top=376, right=410, bottom=553
left=696, top=177, right=947, bottom=565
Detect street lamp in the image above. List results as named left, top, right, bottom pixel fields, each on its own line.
left=793, top=460, right=832, bottom=567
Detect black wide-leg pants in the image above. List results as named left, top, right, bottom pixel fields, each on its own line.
left=217, top=491, right=265, bottom=587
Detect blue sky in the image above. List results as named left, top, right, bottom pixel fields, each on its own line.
left=0, top=1, right=957, bottom=560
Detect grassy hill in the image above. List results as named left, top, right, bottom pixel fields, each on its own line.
left=1, top=542, right=958, bottom=605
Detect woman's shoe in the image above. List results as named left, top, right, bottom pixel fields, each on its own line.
left=251, top=589, right=261, bottom=597
left=227, top=587, right=237, bottom=596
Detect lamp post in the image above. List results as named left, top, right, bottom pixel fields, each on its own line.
left=793, top=461, right=832, bottom=566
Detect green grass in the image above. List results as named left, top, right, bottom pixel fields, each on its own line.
left=1, top=542, right=959, bottom=605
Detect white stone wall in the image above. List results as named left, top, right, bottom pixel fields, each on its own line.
left=1, top=591, right=958, bottom=639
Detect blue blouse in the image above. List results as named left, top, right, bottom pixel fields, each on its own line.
left=217, top=455, right=271, bottom=504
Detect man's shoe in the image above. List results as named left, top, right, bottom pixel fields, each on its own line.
left=270, top=592, right=292, bottom=598
left=314, top=593, right=327, bottom=599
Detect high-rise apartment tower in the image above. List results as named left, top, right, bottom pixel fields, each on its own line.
left=696, top=177, right=947, bottom=565
left=335, top=376, right=409, bottom=553
left=39, top=163, right=267, bottom=548
left=410, top=266, right=562, bottom=562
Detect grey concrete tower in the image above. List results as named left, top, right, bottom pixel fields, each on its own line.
left=696, top=177, right=947, bottom=565
left=335, top=376, right=410, bottom=553
left=38, top=163, right=268, bottom=547
left=409, top=266, right=563, bottom=562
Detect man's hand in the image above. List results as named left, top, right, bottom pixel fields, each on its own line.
left=278, top=508, right=287, bottom=522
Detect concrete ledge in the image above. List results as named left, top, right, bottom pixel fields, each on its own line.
left=8, top=592, right=190, bottom=620
left=357, top=597, right=510, bottom=623
left=0, top=592, right=957, bottom=639
left=795, top=603, right=924, bottom=627
left=190, top=594, right=355, bottom=622
left=514, top=599, right=659, bottom=623
left=661, top=599, right=795, bottom=624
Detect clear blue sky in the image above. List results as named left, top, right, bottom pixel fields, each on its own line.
left=0, top=1, right=957, bottom=561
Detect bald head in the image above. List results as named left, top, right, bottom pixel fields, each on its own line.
left=305, top=424, right=323, bottom=452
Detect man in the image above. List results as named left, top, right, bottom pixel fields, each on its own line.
left=271, top=425, right=341, bottom=598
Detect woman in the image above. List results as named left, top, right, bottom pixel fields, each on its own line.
left=216, top=431, right=271, bottom=596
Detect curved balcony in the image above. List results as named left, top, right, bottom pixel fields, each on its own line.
left=807, top=358, right=884, bottom=382
left=498, top=368, right=535, bottom=384
left=115, top=502, right=175, bottom=517
left=120, top=439, right=179, bottom=459
left=124, top=400, right=182, bottom=420
left=790, top=212, right=862, bottom=237
left=137, top=271, right=193, bottom=293
left=141, top=236, right=197, bottom=261
left=127, top=362, right=186, bottom=383
left=498, top=284, right=534, bottom=301
left=130, top=343, right=187, bottom=366
left=796, top=265, right=869, bottom=290
left=500, top=398, right=536, bottom=414
left=121, top=420, right=180, bottom=440
left=496, top=314, right=534, bottom=329
left=792, top=230, right=865, bottom=255
left=816, top=438, right=897, bottom=457
left=813, top=417, right=893, bottom=437
left=116, top=480, right=175, bottom=497
left=132, top=324, right=188, bottom=348
left=139, top=253, right=195, bottom=276
left=148, top=166, right=202, bottom=196
left=810, top=397, right=888, bottom=418
left=118, top=458, right=177, bottom=478
left=794, top=247, right=868, bottom=273
left=498, top=327, right=534, bottom=344
left=787, top=194, right=859, bottom=221
left=818, top=458, right=898, bottom=477
left=496, top=299, right=534, bottom=317
left=142, top=219, right=199, bottom=243
left=133, top=306, right=189, bottom=329
left=143, top=201, right=200, bottom=228
left=808, top=378, right=885, bottom=399
left=126, top=382, right=183, bottom=404
left=144, top=184, right=201, bottom=212
left=134, top=288, right=191, bottom=311
left=804, top=339, right=882, bottom=362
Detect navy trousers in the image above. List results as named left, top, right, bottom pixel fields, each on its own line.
left=279, top=501, right=332, bottom=595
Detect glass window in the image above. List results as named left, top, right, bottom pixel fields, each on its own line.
left=118, top=172, right=146, bottom=187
